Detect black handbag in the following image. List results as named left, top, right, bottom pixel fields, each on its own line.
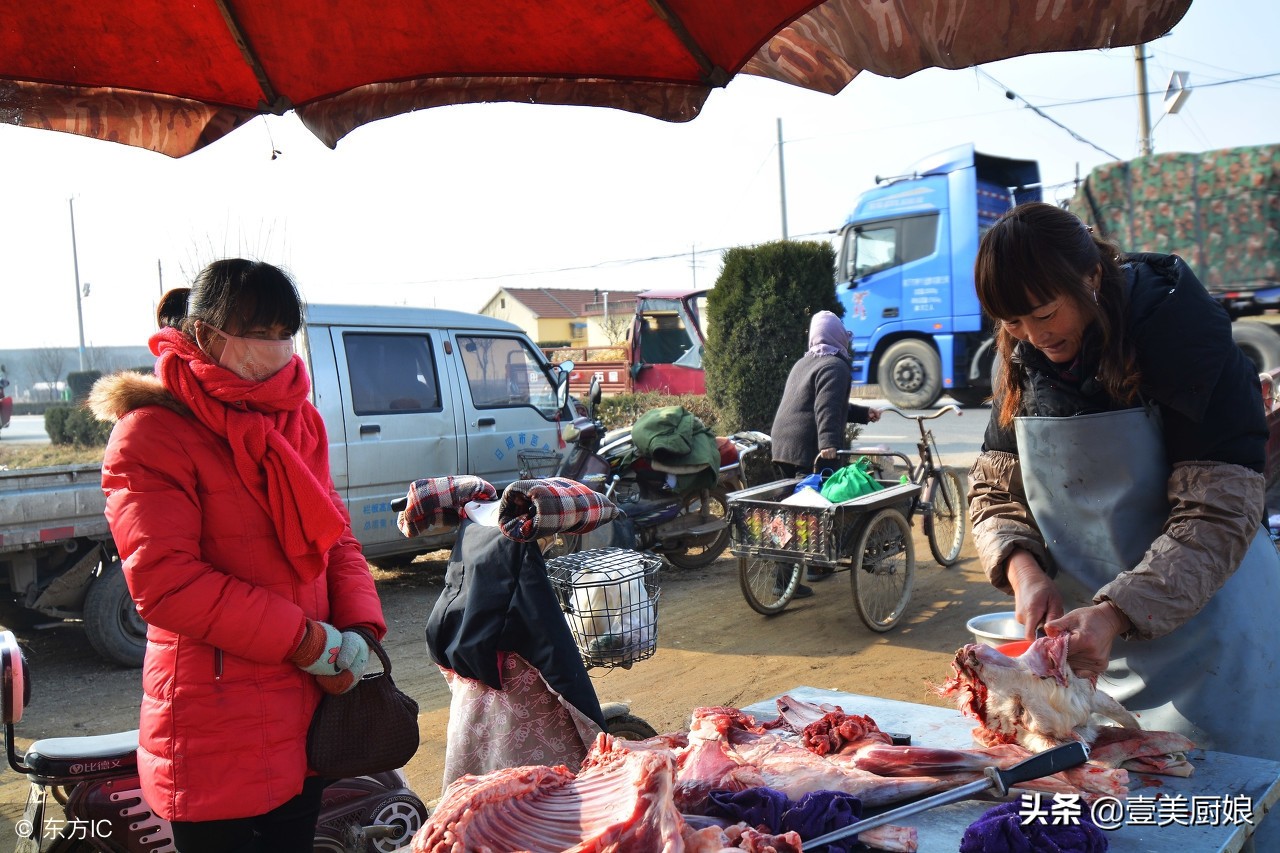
left=306, top=636, right=420, bottom=778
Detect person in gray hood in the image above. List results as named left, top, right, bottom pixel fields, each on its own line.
left=770, top=310, right=881, bottom=595
left=968, top=201, right=1280, bottom=770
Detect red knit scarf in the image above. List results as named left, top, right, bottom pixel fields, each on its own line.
left=151, top=327, right=346, bottom=581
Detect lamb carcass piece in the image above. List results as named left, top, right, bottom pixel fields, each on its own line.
left=939, top=634, right=1139, bottom=752
left=414, top=732, right=807, bottom=853
left=773, top=694, right=1129, bottom=799
left=774, top=694, right=892, bottom=756
left=414, top=734, right=688, bottom=852
left=939, top=635, right=1195, bottom=776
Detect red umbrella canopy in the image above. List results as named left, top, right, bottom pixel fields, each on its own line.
left=0, top=0, right=1191, bottom=158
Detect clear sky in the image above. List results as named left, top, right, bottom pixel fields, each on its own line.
left=1, top=0, right=1276, bottom=352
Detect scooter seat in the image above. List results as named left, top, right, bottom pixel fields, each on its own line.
left=25, top=729, right=139, bottom=780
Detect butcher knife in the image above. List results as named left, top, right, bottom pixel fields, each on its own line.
left=803, top=741, right=1090, bottom=848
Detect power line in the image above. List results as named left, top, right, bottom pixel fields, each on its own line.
left=1021, top=71, right=1280, bottom=110
left=404, top=69, right=1279, bottom=290
left=976, top=69, right=1121, bottom=160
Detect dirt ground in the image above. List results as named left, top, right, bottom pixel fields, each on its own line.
left=0, top=513, right=1037, bottom=835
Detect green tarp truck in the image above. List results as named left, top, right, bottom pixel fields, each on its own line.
left=1069, top=143, right=1280, bottom=372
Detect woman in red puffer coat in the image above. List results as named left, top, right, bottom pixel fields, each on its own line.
left=90, top=260, right=386, bottom=853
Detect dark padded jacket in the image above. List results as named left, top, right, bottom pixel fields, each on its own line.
left=771, top=354, right=872, bottom=471
left=970, top=253, right=1268, bottom=639
left=982, top=252, right=1266, bottom=470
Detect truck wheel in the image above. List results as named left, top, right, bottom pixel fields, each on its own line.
left=1232, top=322, right=1280, bottom=375
left=877, top=340, right=942, bottom=409
left=84, top=561, right=147, bottom=668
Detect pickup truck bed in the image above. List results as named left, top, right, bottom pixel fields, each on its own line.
left=0, top=463, right=108, bottom=551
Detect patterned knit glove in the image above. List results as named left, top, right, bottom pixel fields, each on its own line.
left=315, top=671, right=360, bottom=695
left=289, top=619, right=370, bottom=679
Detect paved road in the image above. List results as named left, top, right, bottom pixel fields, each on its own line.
left=1, top=414, right=50, bottom=444
left=853, top=396, right=988, bottom=470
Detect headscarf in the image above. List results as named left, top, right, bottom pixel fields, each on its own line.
left=150, top=326, right=346, bottom=581
left=807, top=311, right=851, bottom=358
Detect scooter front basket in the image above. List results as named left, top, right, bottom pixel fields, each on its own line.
left=546, top=548, right=662, bottom=669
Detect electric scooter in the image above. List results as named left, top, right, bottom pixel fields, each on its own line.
left=0, top=630, right=427, bottom=853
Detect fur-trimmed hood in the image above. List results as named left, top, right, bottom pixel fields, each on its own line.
left=88, top=371, right=189, bottom=423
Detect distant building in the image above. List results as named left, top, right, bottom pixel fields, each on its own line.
left=479, top=288, right=639, bottom=348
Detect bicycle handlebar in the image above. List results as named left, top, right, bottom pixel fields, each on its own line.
left=878, top=404, right=962, bottom=420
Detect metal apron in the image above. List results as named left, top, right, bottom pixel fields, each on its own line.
left=1016, top=407, right=1280, bottom=762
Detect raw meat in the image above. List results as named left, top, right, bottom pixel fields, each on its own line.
left=773, top=696, right=1130, bottom=800
left=414, top=735, right=686, bottom=852
left=939, top=636, right=1139, bottom=751
left=937, top=636, right=1195, bottom=776
left=414, top=734, right=816, bottom=853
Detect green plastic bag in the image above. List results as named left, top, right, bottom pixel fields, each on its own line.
left=819, top=457, right=884, bottom=503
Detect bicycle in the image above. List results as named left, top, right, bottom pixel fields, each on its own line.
left=851, top=405, right=968, bottom=567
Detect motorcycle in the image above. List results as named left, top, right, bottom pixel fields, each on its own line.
left=535, top=370, right=768, bottom=569
left=0, top=630, right=427, bottom=853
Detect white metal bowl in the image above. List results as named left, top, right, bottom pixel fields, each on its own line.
left=966, top=612, right=1026, bottom=646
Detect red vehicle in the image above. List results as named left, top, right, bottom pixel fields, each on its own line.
left=562, top=289, right=709, bottom=398
left=1, top=378, right=12, bottom=435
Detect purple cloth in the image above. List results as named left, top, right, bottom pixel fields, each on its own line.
left=807, top=310, right=852, bottom=358
left=706, top=787, right=863, bottom=852
left=960, top=799, right=1109, bottom=853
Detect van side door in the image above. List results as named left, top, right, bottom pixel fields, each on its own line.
left=450, top=332, right=562, bottom=487
left=334, top=328, right=464, bottom=557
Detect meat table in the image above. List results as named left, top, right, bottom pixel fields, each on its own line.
left=741, top=686, right=1280, bottom=852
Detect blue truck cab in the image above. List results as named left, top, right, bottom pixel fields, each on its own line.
left=833, top=144, right=1040, bottom=408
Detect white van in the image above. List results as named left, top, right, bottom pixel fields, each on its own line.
left=303, top=303, right=570, bottom=564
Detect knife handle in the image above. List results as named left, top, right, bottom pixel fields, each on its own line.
left=988, top=741, right=1090, bottom=795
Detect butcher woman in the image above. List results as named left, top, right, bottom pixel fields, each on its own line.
left=966, top=201, right=1280, bottom=767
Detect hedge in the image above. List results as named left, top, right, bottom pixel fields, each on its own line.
left=594, top=391, right=723, bottom=435
left=44, top=405, right=113, bottom=447
left=703, top=240, right=843, bottom=433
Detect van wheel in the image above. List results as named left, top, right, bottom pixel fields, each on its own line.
left=878, top=340, right=942, bottom=409
left=84, top=561, right=147, bottom=668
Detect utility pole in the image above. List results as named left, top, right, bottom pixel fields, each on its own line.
left=1134, top=44, right=1153, bottom=157
left=158, top=258, right=164, bottom=295
left=777, top=118, right=789, bottom=240
left=69, top=197, right=87, bottom=371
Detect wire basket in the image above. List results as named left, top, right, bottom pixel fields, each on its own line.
left=546, top=548, right=661, bottom=669
left=517, top=449, right=562, bottom=479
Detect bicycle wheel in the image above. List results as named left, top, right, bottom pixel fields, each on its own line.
left=924, top=467, right=966, bottom=567
left=850, top=508, right=915, bottom=632
left=739, top=555, right=800, bottom=615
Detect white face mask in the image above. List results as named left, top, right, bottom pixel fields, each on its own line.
left=204, top=324, right=295, bottom=382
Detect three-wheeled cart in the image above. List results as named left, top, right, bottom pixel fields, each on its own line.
left=727, top=478, right=921, bottom=631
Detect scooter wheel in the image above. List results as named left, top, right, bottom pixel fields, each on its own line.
left=605, top=712, right=659, bottom=741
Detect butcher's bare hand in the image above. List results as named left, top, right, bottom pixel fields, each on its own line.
left=1005, top=551, right=1063, bottom=641
left=1044, top=602, right=1129, bottom=679
left=819, top=447, right=838, bottom=460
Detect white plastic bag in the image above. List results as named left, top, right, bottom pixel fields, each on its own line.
left=781, top=487, right=834, bottom=507
left=563, top=557, right=655, bottom=662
